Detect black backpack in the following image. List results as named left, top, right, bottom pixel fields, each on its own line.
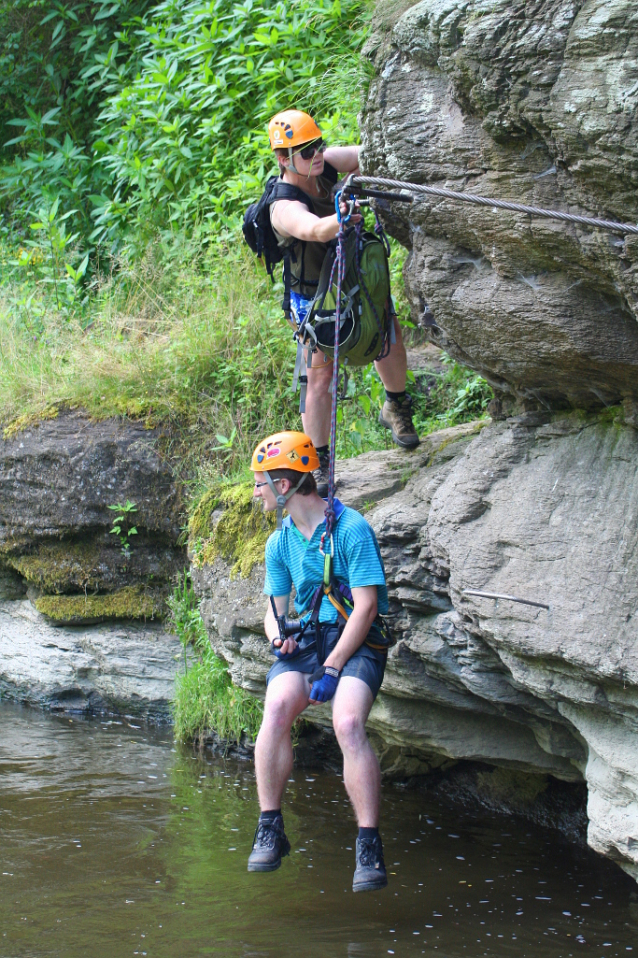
left=242, top=161, right=338, bottom=280
left=242, top=176, right=314, bottom=280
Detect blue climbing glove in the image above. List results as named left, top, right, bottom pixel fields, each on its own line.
left=271, top=634, right=302, bottom=659
left=309, top=665, right=340, bottom=703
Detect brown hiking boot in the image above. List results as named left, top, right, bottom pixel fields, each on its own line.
left=314, top=449, right=331, bottom=498
left=379, top=395, right=420, bottom=448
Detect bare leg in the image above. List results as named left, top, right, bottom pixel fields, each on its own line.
left=332, top=677, right=380, bottom=827
left=374, top=315, right=407, bottom=393
left=301, top=351, right=333, bottom=447
left=254, top=670, right=310, bottom=810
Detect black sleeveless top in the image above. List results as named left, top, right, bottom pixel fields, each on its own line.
left=270, top=162, right=339, bottom=299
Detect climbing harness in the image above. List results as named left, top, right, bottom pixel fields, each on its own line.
left=349, top=175, right=638, bottom=235
left=307, top=536, right=395, bottom=659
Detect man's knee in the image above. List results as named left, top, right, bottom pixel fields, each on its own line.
left=306, top=361, right=332, bottom=396
left=262, top=693, right=298, bottom=734
left=333, top=710, right=367, bottom=750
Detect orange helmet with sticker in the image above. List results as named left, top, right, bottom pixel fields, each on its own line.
left=268, top=110, right=322, bottom=151
left=251, top=431, right=319, bottom=472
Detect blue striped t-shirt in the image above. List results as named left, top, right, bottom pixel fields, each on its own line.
left=263, top=498, right=388, bottom=623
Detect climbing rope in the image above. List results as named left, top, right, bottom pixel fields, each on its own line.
left=351, top=175, right=638, bottom=236
left=321, top=194, right=348, bottom=547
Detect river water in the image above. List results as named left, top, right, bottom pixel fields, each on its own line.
left=1, top=704, right=636, bottom=958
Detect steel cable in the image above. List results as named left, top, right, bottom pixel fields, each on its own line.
left=351, top=176, right=638, bottom=236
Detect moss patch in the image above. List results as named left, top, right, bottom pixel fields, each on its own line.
left=3, top=405, right=59, bottom=439
left=9, top=540, right=110, bottom=594
left=189, top=482, right=275, bottom=578
left=35, top=585, right=164, bottom=624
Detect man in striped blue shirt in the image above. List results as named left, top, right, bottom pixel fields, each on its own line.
left=247, top=431, right=390, bottom=892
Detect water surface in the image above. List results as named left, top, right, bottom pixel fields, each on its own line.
left=1, top=703, right=636, bottom=957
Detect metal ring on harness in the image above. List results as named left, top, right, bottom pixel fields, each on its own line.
left=319, top=532, right=335, bottom=558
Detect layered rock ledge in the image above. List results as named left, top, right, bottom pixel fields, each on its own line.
left=0, top=413, right=185, bottom=719
left=360, top=0, right=638, bottom=416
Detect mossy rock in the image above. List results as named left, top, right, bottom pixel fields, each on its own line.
left=2, top=405, right=59, bottom=439
left=34, top=585, right=165, bottom=625
left=189, top=481, right=275, bottom=578
left=9, top=539, right=112, bottom=594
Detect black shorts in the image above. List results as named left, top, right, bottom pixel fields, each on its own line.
left=266, top=624, right=387, bottom=698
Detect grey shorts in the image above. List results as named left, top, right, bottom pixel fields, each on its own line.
left=266, top=624, right=387, bottom=698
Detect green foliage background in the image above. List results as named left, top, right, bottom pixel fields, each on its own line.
left=1, top=0, right=367, bottom=248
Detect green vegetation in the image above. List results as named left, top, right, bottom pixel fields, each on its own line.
left=1, top=0, right=367, bottom=249
left=34, top=584, right=163, bottom=623
left=108, top=499, right=138, bottom=556
left=170, top=576, right=263, bottom=745
left=189, top=481, right=276, bottom=577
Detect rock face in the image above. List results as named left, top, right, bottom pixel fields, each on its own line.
left=360, top=0, right=638, bottom=413
left=0, top=412, right=185, bottom=622
left=0, top=598, right=181, bottom=721
left=0, top=413, right=185, bottom=717
left=194, top=411, right=638, bottom=880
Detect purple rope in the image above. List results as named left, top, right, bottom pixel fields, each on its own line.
left=323, top=220, right=347, bottom=542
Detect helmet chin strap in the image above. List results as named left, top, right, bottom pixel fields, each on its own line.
left=287, top=147, right=300, bottom=175
left=264, top=471, right=308, bottom=529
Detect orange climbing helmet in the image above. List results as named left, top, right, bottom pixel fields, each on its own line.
left=251, top=431, right=319, bottom=473
left=268, top=110, right=322, bottom=151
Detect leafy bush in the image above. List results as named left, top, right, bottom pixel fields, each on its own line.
left=169, top=575, right=263, bottom=744
left=1, top=0, right=369, bottom=249
left=94, top=0, right=369, bottom=247
left=0, top=0, right=152, bottom=235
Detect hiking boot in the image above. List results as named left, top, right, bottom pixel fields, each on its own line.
left=353, top=833, right=388, bottom=892
left=247, top=815, right=291, bottom=873
left=379, top=396, right=420, bottom=448
left=314, top=450, right=330, bottom=498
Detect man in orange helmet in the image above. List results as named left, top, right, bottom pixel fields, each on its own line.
left=267, top=109, right=419, bottom=494
left=247, top=430, right=389, bottom=892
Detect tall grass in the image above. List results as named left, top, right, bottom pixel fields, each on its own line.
left=169, top=576, right=263, bottom=745
left=0, top=242, right=298, bottom=464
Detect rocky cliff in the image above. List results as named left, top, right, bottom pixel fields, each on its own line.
left=0, top=413, right=184, bottom=719
left=361, top=0, right=638, bottom=418
left=192, top=0, right=638, bottom=882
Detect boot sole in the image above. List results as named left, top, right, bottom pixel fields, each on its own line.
left=378, top=414, right=420, bottom=449
left=247, top=839, right=290, bottom=873
left=352, top=875, right=389, bottom=893
left=247, top=858, right=283, bottom=873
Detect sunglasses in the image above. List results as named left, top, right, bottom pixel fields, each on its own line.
left=293, top=139, right=326, bottom=160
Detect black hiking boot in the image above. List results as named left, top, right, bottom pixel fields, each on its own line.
left=314, top=449, right=331, bottom=498
left=352, top=833, right=388, bottom=892
left=379, top=395, right=420, bottom=448
left=247, top=814, right=291, bottom=873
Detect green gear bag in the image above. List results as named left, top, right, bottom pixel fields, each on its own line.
left=299, top=227, right=392, bottom=367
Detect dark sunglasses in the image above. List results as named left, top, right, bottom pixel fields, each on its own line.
left=294, top=139, right=326, bottom=160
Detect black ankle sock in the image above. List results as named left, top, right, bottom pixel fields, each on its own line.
left=358, top=826, right=379, bottom=840
left=385, top=389, right=407, bottom=403
left=315, top=444, right=329, bottom=457
left=260, top=809, right=281, bottom=823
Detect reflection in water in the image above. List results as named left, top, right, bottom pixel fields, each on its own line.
left=1, top=703, right=637, bottom=958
